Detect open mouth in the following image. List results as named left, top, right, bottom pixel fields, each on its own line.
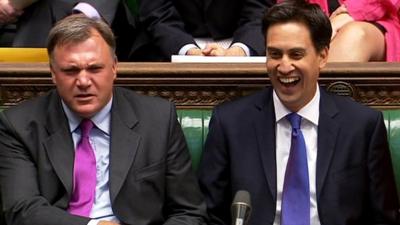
left=278, top=76, right=300, bottom=86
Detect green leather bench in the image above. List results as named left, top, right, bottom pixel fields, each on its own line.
left=0, top=107, right=399, bottom=196
left=178, top=109, right=400, bottom=198
left=177, top=109, right=212, bottom=170
left=383, top=110, right=400, bottom=196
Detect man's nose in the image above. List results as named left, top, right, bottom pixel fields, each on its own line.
left=277, top=57, right=295, bottom=75
left=76, top=71, right=91, bottom=87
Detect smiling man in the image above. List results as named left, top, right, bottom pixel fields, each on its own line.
left=0, top=14, right=207, bottom=225
left=198, top=1, right=400, bottom=225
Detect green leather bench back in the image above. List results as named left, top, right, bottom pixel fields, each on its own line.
left=179, top=109, right=400, bottom=198
left=0, top=107, right=399, bottom=196
left=383, top=110, right=400, bottom=195
left=177, top=109, right=212, bottom=170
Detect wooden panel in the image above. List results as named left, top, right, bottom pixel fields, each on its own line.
left=0, top=62, right=399, bottom=109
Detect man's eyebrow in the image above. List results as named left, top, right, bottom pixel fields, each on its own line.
left=59, top=65, right=80, bottom=71
left=87, top=63, right=105, bottom=68
left=59, top=63, right=105, bottom=70
left=289, top=47, right=306, bottom=52
left=266, top=47, right=281, bottom=51
left=266, top=47, right=307, bottom=55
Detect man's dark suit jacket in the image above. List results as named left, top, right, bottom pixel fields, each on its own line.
left=12, top=0, right=136, bottom=60
left=132, top=0, right=274, bottom=60
left=0, top=87, right=207, bottom=225
left=198, top=87, right=400, bottom=225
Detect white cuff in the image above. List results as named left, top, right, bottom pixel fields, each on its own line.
left=72, top=2, right=101, bottom=20
left=178, top=44, right=199, bottom=55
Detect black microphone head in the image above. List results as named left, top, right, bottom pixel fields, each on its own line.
left=231, top=190, right=251, bottom=225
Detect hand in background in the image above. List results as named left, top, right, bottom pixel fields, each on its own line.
left=330, top=5, right=354, bottom=40
left=330, top=4, right=348, bottom=19
left=202, top=43, right=226, bottom=56
left=225, top=46, right=246, bottom=56
left=98, top=221, right=120, bottom=225
left=186, top=47, right=204, bottom=56
left=0, top=0, right=23, bottom=24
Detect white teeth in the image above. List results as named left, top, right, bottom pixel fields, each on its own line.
left=279, top=77, right=300, bottom=84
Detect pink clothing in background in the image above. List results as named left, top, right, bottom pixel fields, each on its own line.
left=342, top=0, right=400, bottom=62
left=278, top=0, right=400, bottom=61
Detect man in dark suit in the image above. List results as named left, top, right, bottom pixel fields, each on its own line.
left=132, top=0, right=273, bottom=60
left=0, top=0, right=135, bottom=61
left=0, top=14, right=207, bottom=225
left=198, top=1, right=400, bottom=225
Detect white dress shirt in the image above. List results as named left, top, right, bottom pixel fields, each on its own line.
left=62, top=98, right=119, bottom=225
left=272, top=85, right=322, bottom=225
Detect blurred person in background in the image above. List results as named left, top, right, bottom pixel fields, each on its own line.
left=131, top=0, right=273, bottom=61
left=0, top=0, right=136, bottom=61
left=277, top=0, right=400, bottom=62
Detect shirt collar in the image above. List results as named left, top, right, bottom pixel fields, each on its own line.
left=62, top=97, right=113, bottom=135
left=273, top=85, right=320, bottom=126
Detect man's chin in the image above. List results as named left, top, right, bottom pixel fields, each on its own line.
left=72, top=105, right=98, bottom=118
left=276, top=93, right=303, bottom=111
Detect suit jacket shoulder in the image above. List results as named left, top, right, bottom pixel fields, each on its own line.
left=319, top=88, right=383, bottom=126
left=213, top=87, right=273, bottom=119
left=113, top=87, right=174, bottom=120
left=1, top=89, right=64, bottom=132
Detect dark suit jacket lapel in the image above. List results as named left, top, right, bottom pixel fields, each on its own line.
left=316, top=89, right=340, bottom=198
left=253, top=88, right=277, bottom=201
left=43, top=91, right=75, bottom=197
left=109, top=90, right=141, bottom=202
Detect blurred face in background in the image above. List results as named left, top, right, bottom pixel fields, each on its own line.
left=266, top=21, right=328, bottom=112
left=50, top=29, right=117, bottom=118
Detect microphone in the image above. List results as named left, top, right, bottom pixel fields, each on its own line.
left=231, top=190, right=251, bottom=225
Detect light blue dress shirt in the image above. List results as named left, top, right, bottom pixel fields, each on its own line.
left=62, top=99, right=119, bottom=224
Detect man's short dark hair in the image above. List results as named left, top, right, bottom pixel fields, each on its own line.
left=47, top=14, right=116, bottom=63
left=262, top=0, right=332, bottom=52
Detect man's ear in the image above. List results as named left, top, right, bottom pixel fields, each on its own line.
left=49, top=63, right=57, bottom=85
left=112, top=55, right=118, bottom=80
left=318, top=47, right=329, bottom=69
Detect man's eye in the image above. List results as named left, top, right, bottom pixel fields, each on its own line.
left=268, top=52, right=282, bottom=59
left=88, top=67, right=102, bottom=73
left=290, top=51, right=305, bottom=59
left=87, top=66, right=103, bottom=74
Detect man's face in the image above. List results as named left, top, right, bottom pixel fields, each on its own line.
left=266, top=21, right=328, bottom=112
left=50, top=30, right=117, bottom=118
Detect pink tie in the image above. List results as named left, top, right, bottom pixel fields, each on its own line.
left=68, top=119, right=97, bottom=217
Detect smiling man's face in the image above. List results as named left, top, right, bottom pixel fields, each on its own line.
left=50, top=29, right=117, bottom=118
left=266, top=21, right=328, bottom=112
